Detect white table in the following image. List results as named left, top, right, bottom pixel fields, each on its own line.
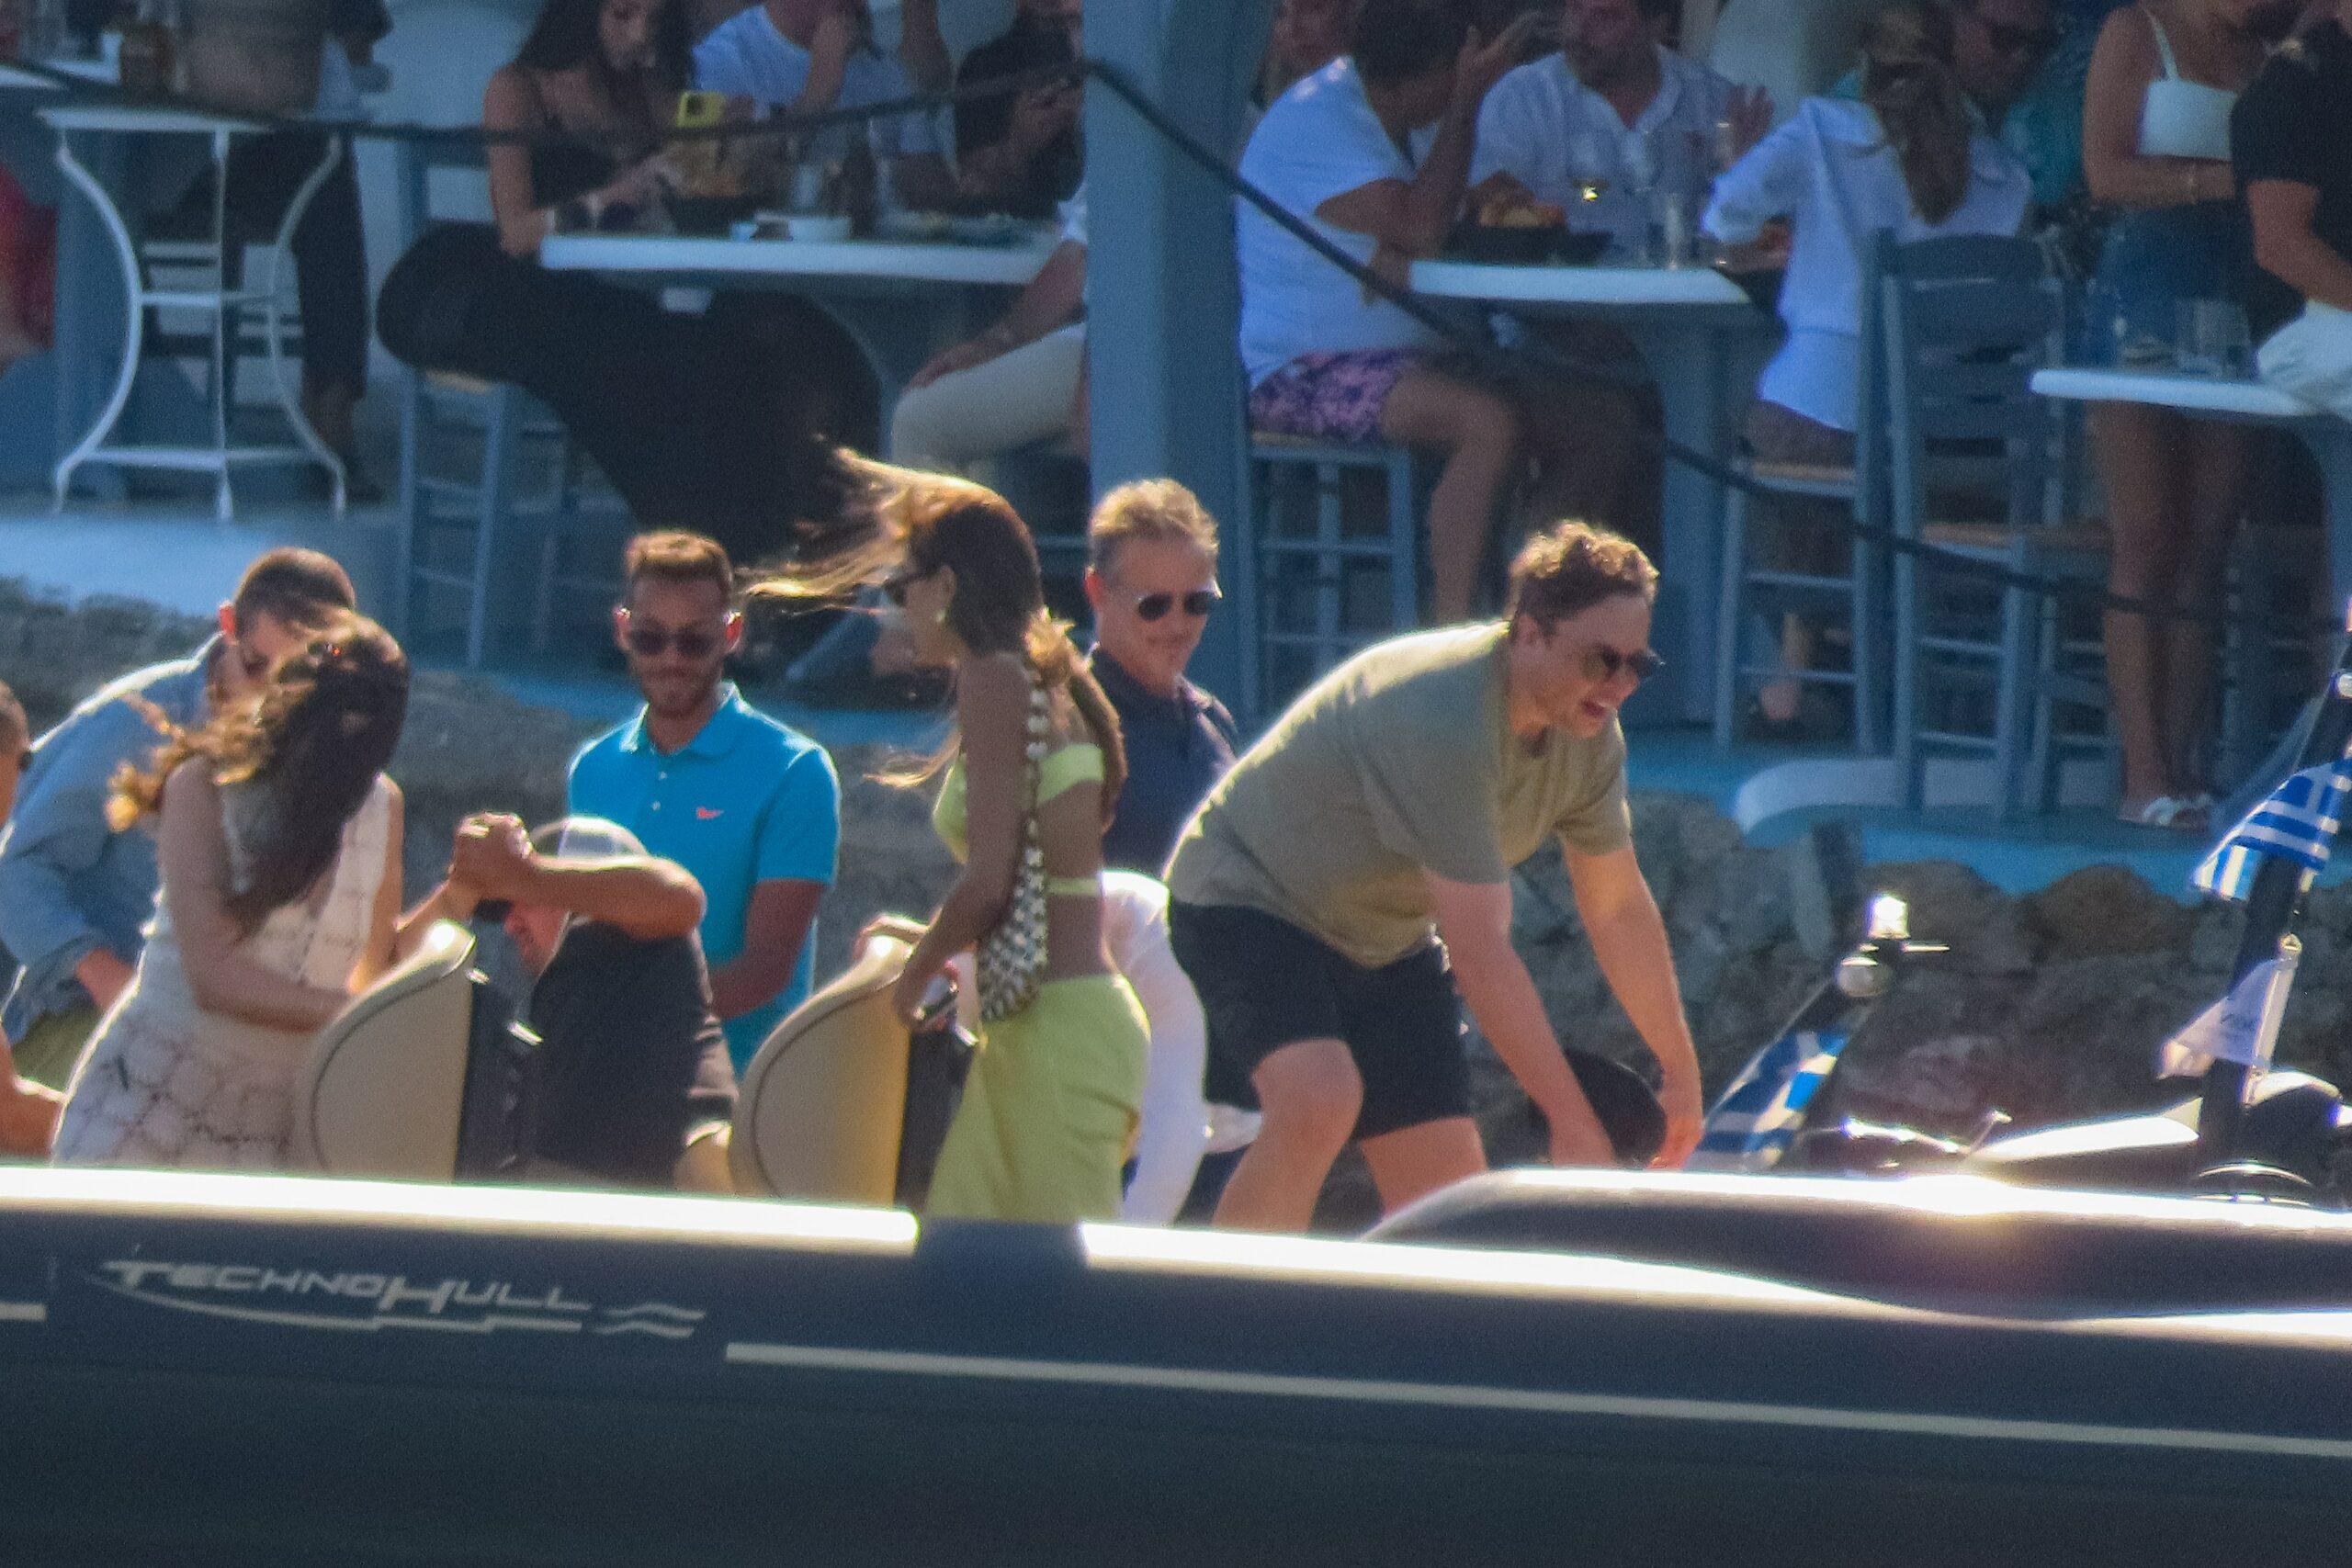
left=1412, top=260, right=1771, bottom=725
left=42, top=102, right=345, bottom=517
left=539, top=232, right=1056, bottom=289
left=2031, top=366, right=2352, bottom=614
left=539, top=230, right=1056, bottom=414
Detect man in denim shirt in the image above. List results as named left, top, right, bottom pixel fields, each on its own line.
left=0, top=548, right=355, bottom=1090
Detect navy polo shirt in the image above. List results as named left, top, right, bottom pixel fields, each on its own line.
left=1089, top=649, right=1239, bottom=876
left=569, top=684, right=841, bottom=1071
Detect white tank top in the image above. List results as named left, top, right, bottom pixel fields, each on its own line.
left=2136, top=7, right=2238, bottom=162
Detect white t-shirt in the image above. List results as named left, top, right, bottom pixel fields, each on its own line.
left=1236, top=57, right=1444, bottom=386
left=1702, top=96, right=2030, bottom=431
left=1472, top=48, right=1741, bottom=260
left=693, top=9, right=941, bottom=165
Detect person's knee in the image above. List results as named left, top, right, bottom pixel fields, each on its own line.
left=1253, top=1042, right=1363, bottom=1150
left=1462, top=387, right=1521, bottom=456
left=887, top=383, right=954, bottom=468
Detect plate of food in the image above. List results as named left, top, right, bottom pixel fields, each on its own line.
left=1450, top=193, right=1606, bottom=265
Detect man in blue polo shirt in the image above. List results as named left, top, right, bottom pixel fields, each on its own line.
left=570, top=532, right=842, bottom=1072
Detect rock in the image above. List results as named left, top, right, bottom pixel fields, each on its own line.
left=2023, top=865, right=2195, bottom=962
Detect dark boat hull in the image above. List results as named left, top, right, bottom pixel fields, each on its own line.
left=6, top=1168, right=2352, bottom=1562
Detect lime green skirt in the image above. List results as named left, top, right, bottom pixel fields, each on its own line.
left=925, top=974, right=1148, bottom=1224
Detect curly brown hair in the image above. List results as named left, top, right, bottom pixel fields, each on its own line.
left=110, top=614, right=410, bottom=937
left=1507, top=520, right=1659, bottom=631
left=750, top=456, right=1126, bottom=812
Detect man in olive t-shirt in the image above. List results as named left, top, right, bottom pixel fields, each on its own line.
left=1166, top=522, right=1702, bottom=1231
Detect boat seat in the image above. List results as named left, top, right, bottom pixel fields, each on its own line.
left=290, top=919, right=540, bottom=1182
left=730, top=931, right=917, bottom=1206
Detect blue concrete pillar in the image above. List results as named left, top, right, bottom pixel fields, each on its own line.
left=1082, top=0, right=1271, bottom=719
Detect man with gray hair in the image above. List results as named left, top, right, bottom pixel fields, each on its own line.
left=437, top=813, right=739, bottom=1191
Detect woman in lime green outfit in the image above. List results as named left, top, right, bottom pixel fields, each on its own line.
left=757, top=461, right=1148, bottom=1224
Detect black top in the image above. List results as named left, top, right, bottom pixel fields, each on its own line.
left=952, top=16, right=1083, bottom=219
left=527, top=920, right=739, bottom=1188
left=2233, top=21, right=2352, bottom=338
left=1090, top=649, right=1239, bottom=876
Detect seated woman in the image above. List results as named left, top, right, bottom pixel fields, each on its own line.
left=759, top=461, right=1148, bottom=1224
left=377, top=0, right=863, bottom=565
left=49, top=615, right=435, bottom=1172
left=1702, top=3, right=2031, bottom=731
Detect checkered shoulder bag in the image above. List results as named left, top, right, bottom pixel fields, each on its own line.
left=975, top=674, right=1052, bottom=1023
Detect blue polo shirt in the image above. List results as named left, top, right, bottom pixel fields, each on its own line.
left=569, top=685, right=841, bottom=1072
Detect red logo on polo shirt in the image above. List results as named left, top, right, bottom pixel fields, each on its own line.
left=696, top=807, right=724, bottom=820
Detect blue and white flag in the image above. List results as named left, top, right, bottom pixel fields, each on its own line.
left=2192, top=759, right=2352, bottom=902
left=1688, top=1030, right=1848, bottom=1172
left=2155, top=945, right=2300, bottom=1079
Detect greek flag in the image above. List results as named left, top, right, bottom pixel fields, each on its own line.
left=2191, top=759, right=2352, bottom=903
left=1688, top=1030, right=1848, bottom=1172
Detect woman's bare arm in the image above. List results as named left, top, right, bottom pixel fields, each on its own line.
left=2081, top=9, right=2234, bottom=209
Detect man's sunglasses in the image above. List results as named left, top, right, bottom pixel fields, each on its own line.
left=1132, top=587, right=1221, bottom=623
left=1976, top=17, right=2058, bottom=56
left=620, top=618, right=727, bottom=660
left=1580, top=644, right=1665, bottom=685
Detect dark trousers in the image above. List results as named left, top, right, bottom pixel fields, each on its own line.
left=378, top=221, right=876, bottom=562
left=170, top=131, right=369, bottom=400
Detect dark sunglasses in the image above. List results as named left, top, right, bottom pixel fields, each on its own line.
left=1580, top=643, right=1665, bottom=685
left=1976, top=17, right=2058, bottom=56
left=620, top=619, right=727, bottom=660
left=1133, top=587, right=1221, bottom=622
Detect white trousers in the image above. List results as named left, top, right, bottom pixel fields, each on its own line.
left=887, top=322, right=1088, bottom=470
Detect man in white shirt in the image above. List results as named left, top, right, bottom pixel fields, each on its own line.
left=695, top=0, right=955, bottom=209
left=1467, top=0, right=1768, bottom=547
left=1474, top=0, right=1765, bottom=257
left=1237, top=0, right=1551, bottom=624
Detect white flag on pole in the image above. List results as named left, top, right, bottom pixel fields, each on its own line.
left=2154, top=942, right=2301, bottom=1079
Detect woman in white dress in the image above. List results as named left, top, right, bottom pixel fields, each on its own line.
left=52, top=615, right=413, bottom=1171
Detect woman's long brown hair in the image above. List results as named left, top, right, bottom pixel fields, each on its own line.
left=1861, top=3, right=1973, bottom=225
left=110, top=614, right=411, bottom=937
left=752, top=456, right=1127, bottom=816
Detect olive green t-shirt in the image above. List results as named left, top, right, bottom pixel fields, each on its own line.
left=1165, top=623, right=1632, bottom=968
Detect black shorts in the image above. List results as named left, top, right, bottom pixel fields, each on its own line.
left=1167, top=900, right=1471, bottom=1142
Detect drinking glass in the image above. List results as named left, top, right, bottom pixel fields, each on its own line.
left=1647, top=190, right=1692, bottom=269
left=2175, top=299, right=2252, bottom=378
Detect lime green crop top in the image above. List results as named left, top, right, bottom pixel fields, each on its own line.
left=932, top=742, right=1105, bottom=897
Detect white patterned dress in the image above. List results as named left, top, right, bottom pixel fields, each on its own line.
left=51, top=775, right=392, bottom=1170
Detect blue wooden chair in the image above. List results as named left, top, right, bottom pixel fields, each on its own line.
left=1880, top=234, right=2108, bottom=818
left=1711, top=232, right=1891, bottom=753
